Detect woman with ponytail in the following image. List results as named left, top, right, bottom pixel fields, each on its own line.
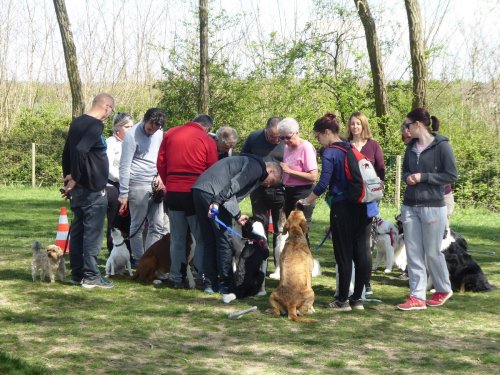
left=299, top=113, right=371, bottom=311
left=397, top=108, right=458, bottom=311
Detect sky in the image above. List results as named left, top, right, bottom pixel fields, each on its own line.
left=1, top=0, right=498, bottom=83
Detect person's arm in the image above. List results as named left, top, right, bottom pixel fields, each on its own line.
left=372, top=141, right=386, bottom=181
left=119, top=132, right=135, bottom=198
left=156, top=133, right=168, bottom=185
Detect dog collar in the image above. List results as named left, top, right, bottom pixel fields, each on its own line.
left=114, top=240, right=126, bottom=247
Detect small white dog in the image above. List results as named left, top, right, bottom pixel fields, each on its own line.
left=372, top=217, right=404, bottom=273
left=32, top=241, right=66, bottom=283
left=106, top=228, right=133, bottom=277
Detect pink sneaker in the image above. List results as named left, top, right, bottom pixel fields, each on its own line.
left=397, top=295, right=427, bottom=311
left=427, top=291, right=453, bottom=307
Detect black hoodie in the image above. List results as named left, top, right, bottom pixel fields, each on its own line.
left=402, top=133, right=458, bottom=207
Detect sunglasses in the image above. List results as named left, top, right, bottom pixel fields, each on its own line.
left=279, top=133, right=295, bottom=141
left=403, top=121, right=416, bottom=129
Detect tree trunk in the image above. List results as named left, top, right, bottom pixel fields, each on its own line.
left=53, top=0, right=84, bottom=118
left=405, top=0, right=427, bottom=109
left=199, top=0, right=209, bottom=114
left=354, top=0, right=389, bottom=136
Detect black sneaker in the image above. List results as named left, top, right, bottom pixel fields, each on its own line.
left=81, top=276, right=114, bottom=289
left=349, top=298, right=365, bottom=310
left=327, top=300, right=352, bottom=311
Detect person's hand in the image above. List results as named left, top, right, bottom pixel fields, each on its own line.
left=118, top=196, right=128, bottom=215
left=153, top=175, right=164, bottom=191
left=297, top=198, right=310, bottom=206
left=208, top=203, right=219, bottom=218
left=62, top=174, right=75, bottom=198
left=406, top=173, right=421, bottom=185
left=236, top=215, right=249, bottom=226
left=280, top=162, right=291, bottom=174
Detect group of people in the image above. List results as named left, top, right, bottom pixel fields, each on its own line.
left=62, top=92, right=458, bottom=311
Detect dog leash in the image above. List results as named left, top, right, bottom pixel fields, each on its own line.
left=210, top=208, right=244, bottom=239
left=313, top=227, right=331, bottom=251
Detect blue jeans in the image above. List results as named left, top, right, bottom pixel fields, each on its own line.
left=401, top=205, right=451, bottom=300
left=69, top=187, right=107, bottom=280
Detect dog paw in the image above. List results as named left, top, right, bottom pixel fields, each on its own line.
left=222, top=293, right=237, bottom=304
left=256, top=290, right=267, bottom=297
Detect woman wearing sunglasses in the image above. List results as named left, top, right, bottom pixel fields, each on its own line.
left=277, top=117, right=318, bottom=245
left=397, top=108, right=458, bottom=311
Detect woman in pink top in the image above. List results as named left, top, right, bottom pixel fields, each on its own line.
left=277, top=118, right=318, bottom=243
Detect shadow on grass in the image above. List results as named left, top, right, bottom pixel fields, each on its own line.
left=0, top=351, right=52, bottom=375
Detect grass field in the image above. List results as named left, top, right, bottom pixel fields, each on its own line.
left=0, top=186, right=499, bottom=374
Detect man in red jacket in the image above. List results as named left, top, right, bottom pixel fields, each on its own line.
left=157, top=114, right=218, bottom=288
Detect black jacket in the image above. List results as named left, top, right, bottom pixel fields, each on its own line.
left=403, top=133, right=458, bottom=207
left=192, top=155, right=267, bottom=218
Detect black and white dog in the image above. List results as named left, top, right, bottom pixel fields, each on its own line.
left=395, top=215, right=493, bottom=292
left=232, top=218, right=269, bottom=299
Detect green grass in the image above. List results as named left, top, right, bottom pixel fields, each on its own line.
left=0, top=186, right=499, bottom=374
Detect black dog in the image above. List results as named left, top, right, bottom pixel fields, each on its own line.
left=233, top=218, right=269, bottom=299
left=442, top=230, right=493, bottom=292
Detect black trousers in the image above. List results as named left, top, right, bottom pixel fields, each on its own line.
left=105, top=185, right=131, bottom=254
left=330, top=200, right=371, bottom=302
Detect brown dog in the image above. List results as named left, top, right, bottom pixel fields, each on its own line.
left=132, top=232, right=193, bottom=284
left=268, top=210, right=316, bottom=323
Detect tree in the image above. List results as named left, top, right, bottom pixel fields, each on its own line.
left=53, top=0, right=84, bottom=118
left=405, top=0, right=427, bottom=108
left=199, top=0, right=209, bottom=114
left=354, top=0, right=389, bottom=135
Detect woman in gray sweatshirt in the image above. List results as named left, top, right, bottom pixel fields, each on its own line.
left=397, top=108, right=458, bottom=311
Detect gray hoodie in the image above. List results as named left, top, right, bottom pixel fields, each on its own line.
left=403, top=133, right=458, bottom=207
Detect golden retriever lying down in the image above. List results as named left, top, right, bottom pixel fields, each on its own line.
left=268, top=210, right=316, bottom=323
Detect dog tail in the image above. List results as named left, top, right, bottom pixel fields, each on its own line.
left=287, top=306, right=317, bottom=323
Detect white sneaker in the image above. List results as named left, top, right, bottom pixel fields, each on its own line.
left=222, top=293, right=237, bottom=304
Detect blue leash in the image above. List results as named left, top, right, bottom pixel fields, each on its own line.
left=210, top=208, right=243, bottom=239
left=313, top=227, right=331, bottom=251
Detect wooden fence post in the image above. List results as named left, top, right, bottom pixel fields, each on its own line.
left=32, top=143, right=36, bottom=187
left=395, top=155, right=402, bottom=207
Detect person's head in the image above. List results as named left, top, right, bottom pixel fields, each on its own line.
left=347, top=111, right=372, bottom=140
left=313, top=112, right=342, bottom=147
left=143, top=108, right=166, bottom=136
left=192, top=114, right=214, bottom=132
left=91, top=93, right=115, bottom=121
left=261, top=161, right=283, bottom=188
left=401, top=123, right=412, bottom=145
left=277, top=117, right=300, bottom=147
left=215, top=126, right=238, bottom=154
left=403, top=107, right=440, bottom=138
left=264, top=116, right=282, bottom=145
left=112, top=112, right=134, bottom=141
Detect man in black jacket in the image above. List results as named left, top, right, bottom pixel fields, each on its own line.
left=62, top=93, right=115, bottom=289
left=192, top=155, right=282, bottom=302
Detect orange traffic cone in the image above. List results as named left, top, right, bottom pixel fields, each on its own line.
left=268, top=210, right=274, bottom=233
left=55, top=207, right=70, bottom=253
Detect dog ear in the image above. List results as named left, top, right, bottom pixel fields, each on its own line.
left=282, top=220, right=289, bottom=235
left=300, top=219, right=308, bottom=235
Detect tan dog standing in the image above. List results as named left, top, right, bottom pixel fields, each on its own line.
left=31, top=241, right=66, bottom=283
left=268, top=210, right=316, bottom=323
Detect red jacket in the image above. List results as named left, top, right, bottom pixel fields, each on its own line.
left=157, top=122, right=218, bottom=193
